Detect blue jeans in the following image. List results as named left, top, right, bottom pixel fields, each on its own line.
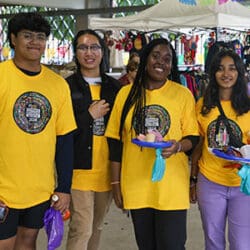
left=197, top=173, right=250, bottom=250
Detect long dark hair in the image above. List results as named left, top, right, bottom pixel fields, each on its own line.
left=72, top=29, right=108, bottom=74
left=202, top=49, right=250, bottom=116
left=119, top=38, right=180, bottom=138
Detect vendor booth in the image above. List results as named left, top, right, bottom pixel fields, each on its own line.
left=89, top=0, right=250, bottom=99
left=89, top=0, right=250, bottom=30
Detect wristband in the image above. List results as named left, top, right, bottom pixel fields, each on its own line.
left=176, top=142, right=182, bottom=153
left=111, top=181, right=120, bottom=185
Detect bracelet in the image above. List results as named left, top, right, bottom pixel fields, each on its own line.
left=190, top=176, right=198, bottom=184
left=110, top=181, right=120, bottom=185
left=176, top=142, right=182, bottom=153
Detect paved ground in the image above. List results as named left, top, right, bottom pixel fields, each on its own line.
left=37, top=202, right=205, bottom=250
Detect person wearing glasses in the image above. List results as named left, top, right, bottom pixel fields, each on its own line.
left=66, top=29, right=120, bottom=250
left=0, top=12, right=76, bottom=249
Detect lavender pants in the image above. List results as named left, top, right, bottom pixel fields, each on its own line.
left=197, top=173, right=250, bottom=250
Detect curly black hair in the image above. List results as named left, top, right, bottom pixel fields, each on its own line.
left=119, top=38, right=180, bottom=138
left=202, top=49, right=250, bottom=116
left=8, top=12, right=50, bottom=49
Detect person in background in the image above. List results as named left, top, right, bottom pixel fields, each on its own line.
left=190, top=49, right=250, bottom=250
left=66, top=29, right=120, bottom=250
left=0, top=12, right=76, bottom=249
left=105, top=38, right=199, bottom=250
left=119, top=52, right=140, bottom=86
left=127, top=51, right=140, bottom=65
left=119, top=59, right=139, bottom=86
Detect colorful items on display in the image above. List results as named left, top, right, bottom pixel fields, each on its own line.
left=244, top=33, right=250, bottom=73
left=180, top=35, right=199, bottom=65
left=103, top=28, right=249, bottom=73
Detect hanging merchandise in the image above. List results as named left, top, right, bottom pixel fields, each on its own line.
left=232, top=39, right=244, bottom=58
left=180, top=68, right=209, bottom=100
left=243, top=33, right=250, bottom=72
left=133, top=33, right=143, bottom=51
left=168, top=33, right=176, bottom=42
left=132, top=32, right=150, bottom=54
left=207, top=31, right=216, bottom=47
left=104, top=30, right=115, bottom=48
left=123, top=32, right=134, bottom=52
left=181, top=34, right=199, bottom=65
left=109, top=38, right=124, bottom=68
left=103, top=31, right=125, bottom=68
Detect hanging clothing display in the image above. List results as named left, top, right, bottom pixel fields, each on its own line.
left=180, top=68, right=209, bottom=101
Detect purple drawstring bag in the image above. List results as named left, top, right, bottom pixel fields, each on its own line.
left=43, top=207, right=64, bottom=250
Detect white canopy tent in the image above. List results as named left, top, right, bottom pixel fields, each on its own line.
left=89, top=0, right=250, bottom=31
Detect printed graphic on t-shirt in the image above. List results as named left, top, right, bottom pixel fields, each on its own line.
left=13, top=91, right=52, bottom=134
left=133, top=104, right=170, bottom=136
left=207, top=118, right=242, bottom=148
left=93, top=116, right=105, bottom=136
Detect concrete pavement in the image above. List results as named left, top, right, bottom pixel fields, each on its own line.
left=37, top=202, right=205, bottom=250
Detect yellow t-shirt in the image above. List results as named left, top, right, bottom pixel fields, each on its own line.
left=71, top=84, right=111, bottom=192
left=0, top=60, right=76, bottom=208
left=105, top=80, right=199, bottom=210
left=196, top=98, right=250, bottom=186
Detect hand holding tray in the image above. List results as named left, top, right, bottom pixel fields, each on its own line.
left=132, top=138, right=172, bottom=182
left=211, top=148, right=250, bottom=164
left=132, top=138, right=172, bottom=149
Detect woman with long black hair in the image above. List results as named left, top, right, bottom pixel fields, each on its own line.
left=106, top=38, right=199, bottom=250
left=66, top=29, right=120, bottom=250
left=190, top=49, right=250, bottom=250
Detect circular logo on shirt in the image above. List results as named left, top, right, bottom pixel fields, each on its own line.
left=207, top=118, right=242, bottom=148
left=133, top=104, right=170, bottom=136
left=13, top=91, right=52, bottom=134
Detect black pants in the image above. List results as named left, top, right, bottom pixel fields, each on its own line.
left=130, top=208, right=187, bottom=250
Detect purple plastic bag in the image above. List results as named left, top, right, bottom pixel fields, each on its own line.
left=43, top=207, right=64, bottom=250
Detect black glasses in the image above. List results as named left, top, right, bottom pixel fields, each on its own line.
left=0, top=206, right=8, bottom=223
left=19, top=31, right=47, bottom=43
left=76, top=44, right=102, bottom=53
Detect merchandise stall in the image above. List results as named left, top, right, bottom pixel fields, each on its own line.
left=89, top=0, right=250, bottom=97
left=89, top=0, right=250, bottom=31
left=89, top=0, right=250, bottom=66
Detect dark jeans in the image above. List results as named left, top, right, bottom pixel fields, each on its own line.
left=130, top=208, right=187, bottom=250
